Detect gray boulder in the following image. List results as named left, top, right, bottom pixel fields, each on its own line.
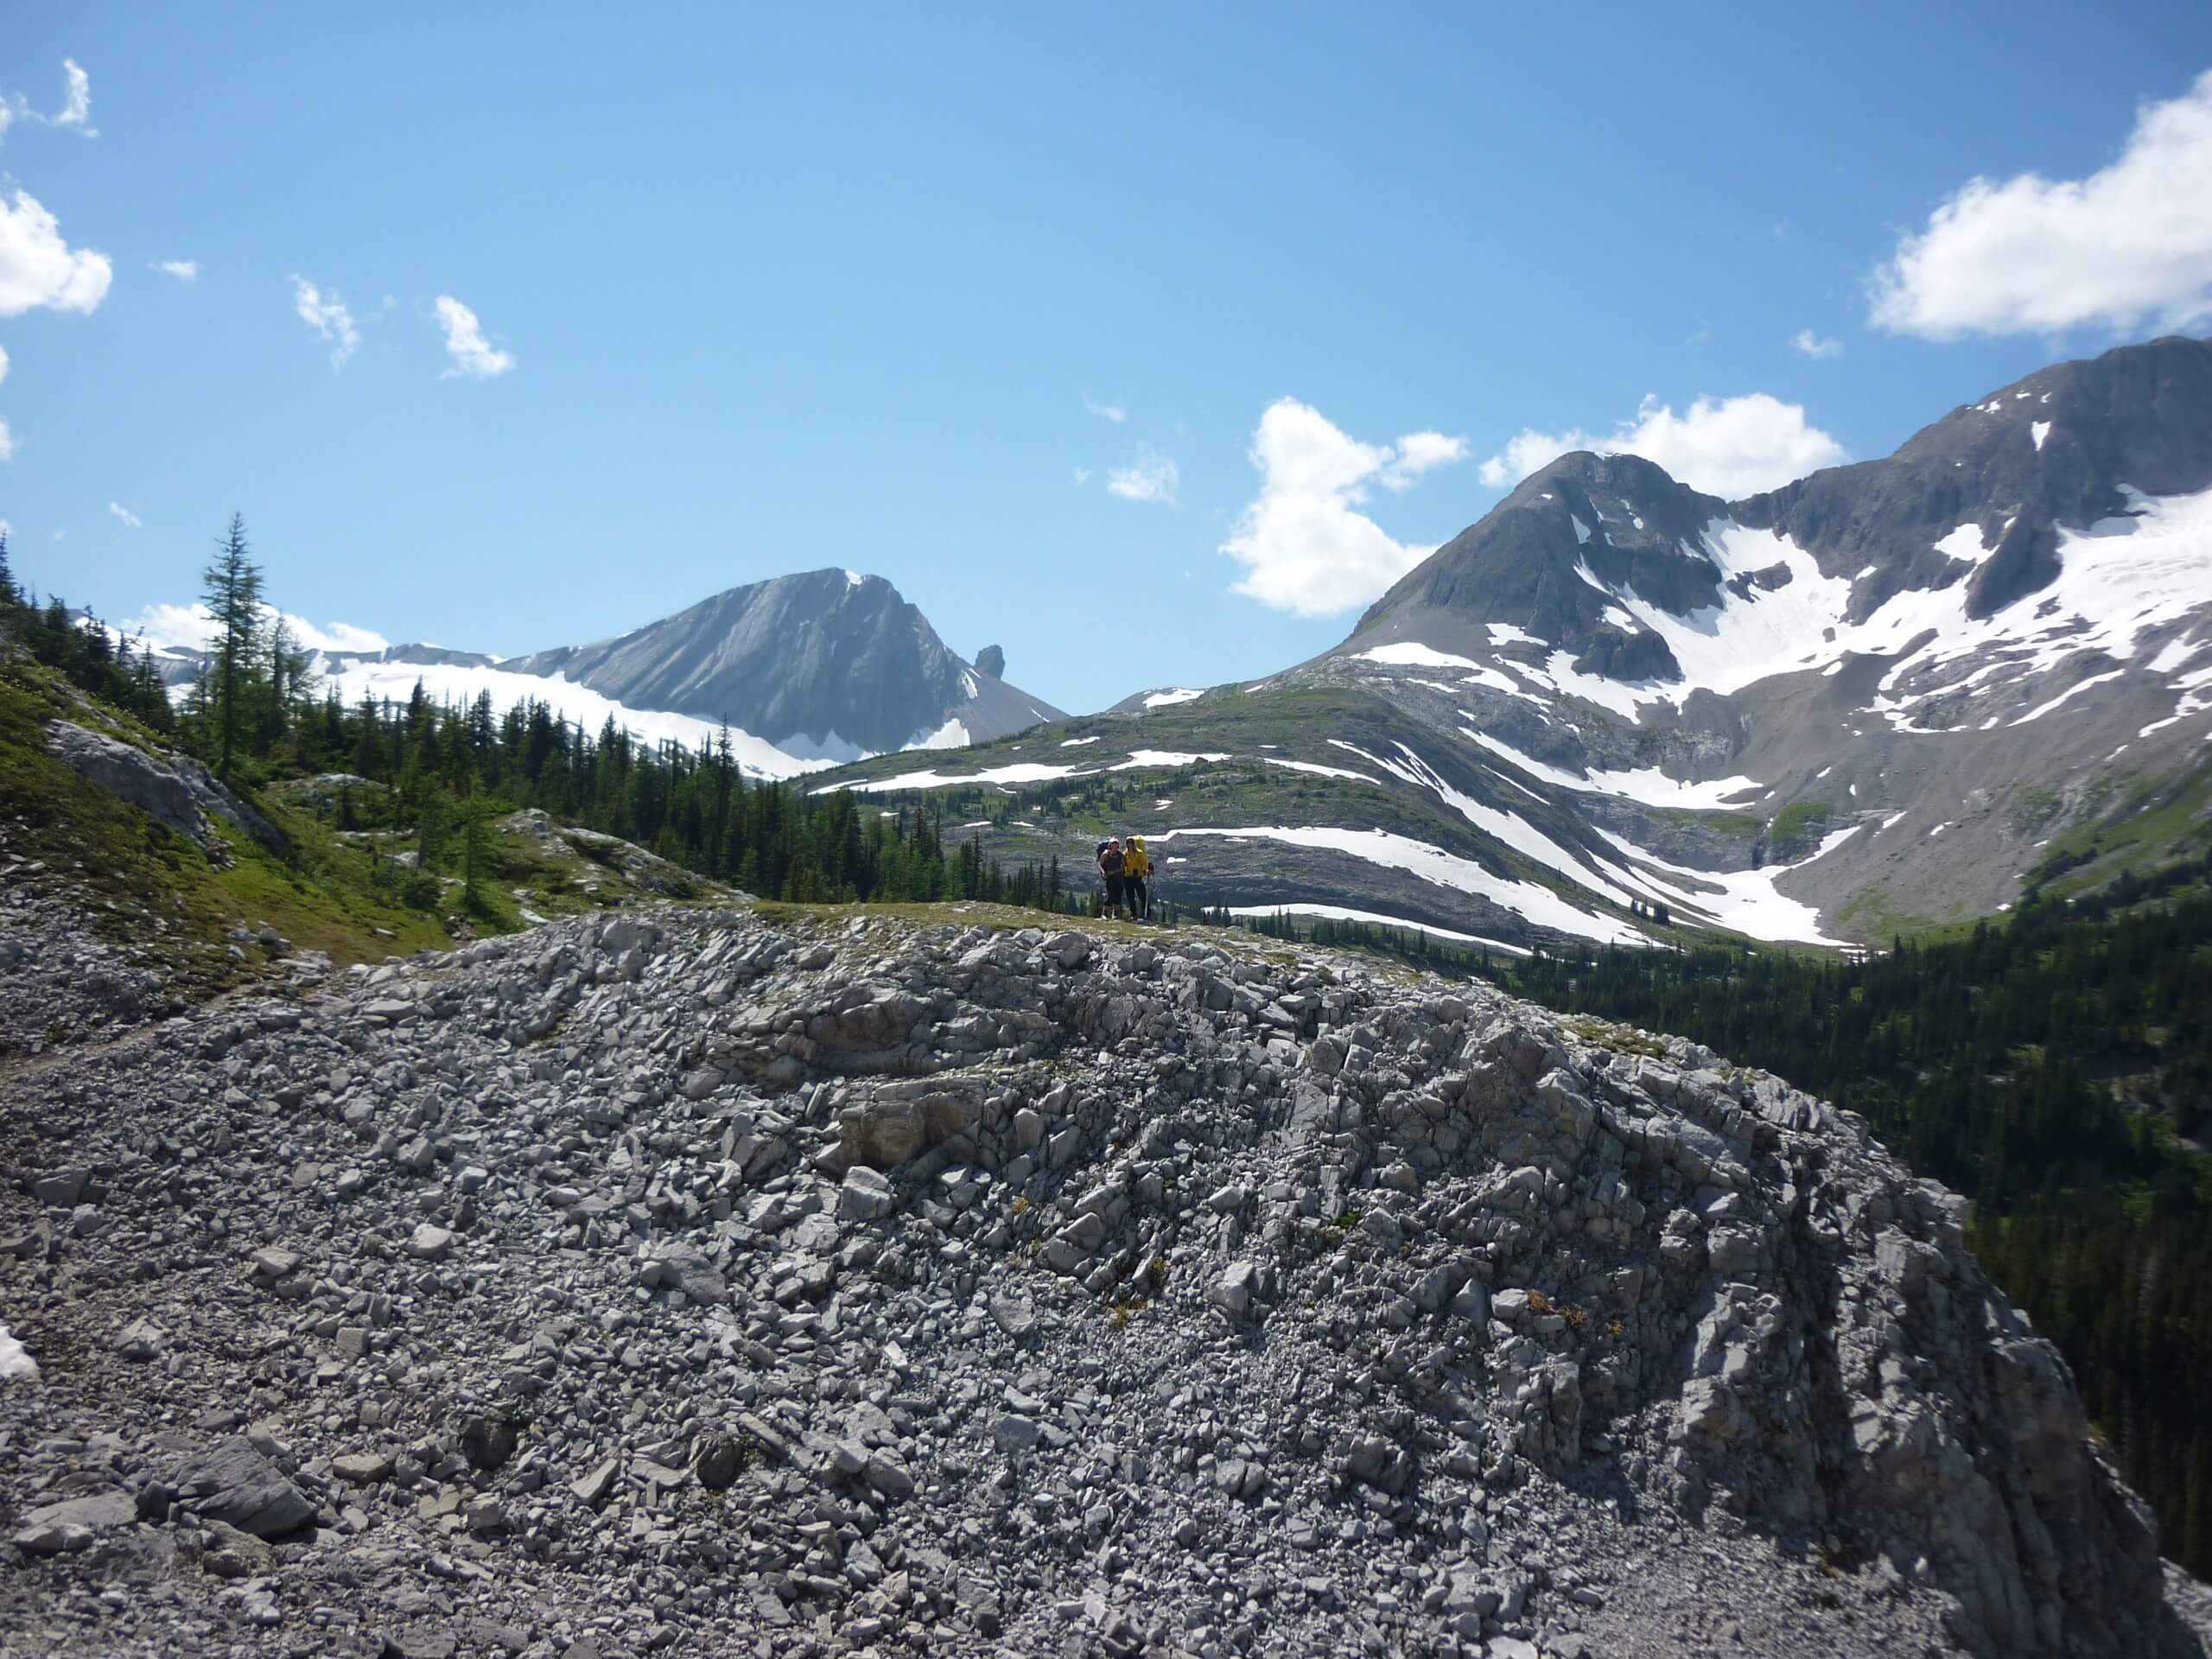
left=172, top=1437, right=315, bottom=1537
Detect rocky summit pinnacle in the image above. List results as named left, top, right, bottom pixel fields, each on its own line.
left=2, top=906, right=2202, bottom=1656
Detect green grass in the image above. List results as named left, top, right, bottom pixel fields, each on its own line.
left=0, top=652, right=741, bottom=1022
left=1766, top=798, right=1832, bottom=861
left=2018, top=760, right=2212, bottom=905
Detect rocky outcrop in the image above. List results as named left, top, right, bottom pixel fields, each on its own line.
left=44, top=720, right=285, bottom=856
left=0, top=909, right=2201, bottom=1656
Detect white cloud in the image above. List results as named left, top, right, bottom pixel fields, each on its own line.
left=0, top=61, right=94, bottom=139
left=1222, top=398, right=1468, bottom=617
left=1377, top=429, right=1469, bottom=492
left=1478, top=391, right=1847, bottom=499
left=1871, top=69, right=2212, bottom=338
left=54, top=60, right=91, bottom=132
left=125, top=601, right=391, bottom=657
left=1084, top=397, right=1126, bottom=423
left=1071, top=466, right=1091, bottom=486
left=156, top=259, right=199, bottom=283
left=1790, top=329, right=1844, bottom=359
left=0, top=190, right=112, bottom=316
left=433, top=294, right=514, bottom=379
left=1106, top=447, right=1179, bottom=505
left=0, top=342, right=10, bottom=461
left=107, top=501, right=140, bottom=529
left=292, top=276, right=359, bottom=368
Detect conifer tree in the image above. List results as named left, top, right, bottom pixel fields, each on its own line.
left=199, top=512, right=264, bottom=779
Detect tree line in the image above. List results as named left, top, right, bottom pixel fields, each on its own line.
left=9, top=517, right=1075, bottom=914
left=0, top=531, right=178, bottom=732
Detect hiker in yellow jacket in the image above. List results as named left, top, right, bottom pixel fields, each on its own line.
left=1122, top=835, right=1151, bottom=922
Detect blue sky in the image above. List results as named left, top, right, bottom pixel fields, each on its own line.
left=5, top=3, right=2211, bottom=716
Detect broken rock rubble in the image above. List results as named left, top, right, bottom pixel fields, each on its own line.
left=0, top=906, right=2201, bottom=1658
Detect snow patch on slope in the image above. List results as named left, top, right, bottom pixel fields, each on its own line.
left=315, top=659, right=824, bottom=779
left=913, top=717, right=973, bottom=751
left=1593, top=824, right=1858, bottom=946
left=1151, top=825, right=1656, bottom=946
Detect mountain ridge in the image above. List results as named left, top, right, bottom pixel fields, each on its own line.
left=124, top=568, right=1065, bottom=779
left=814, top=334, right=2212, bottom=948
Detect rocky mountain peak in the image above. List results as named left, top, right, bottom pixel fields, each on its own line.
left=1350, top=451, right=1727, bottom=677
left=502, top=569, right=1065, bottom=757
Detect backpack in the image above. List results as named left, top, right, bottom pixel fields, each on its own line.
left=1125, top=836, right=1149, bottom=877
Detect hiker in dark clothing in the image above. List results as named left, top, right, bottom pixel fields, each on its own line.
left=1097, top=836, right=1127, bottom=918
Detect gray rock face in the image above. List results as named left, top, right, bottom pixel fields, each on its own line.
left=0, top=906, right=2202, bottom=1656
left=42, top=720, right=285, bottom=855
left=1357, top=451, right=1728, bottom=679
left=171, top=1437, right=315, bottom=1537
left=1738, top=334, right=2212, bottom=620
left=504, top=569, right=1064, bottom=754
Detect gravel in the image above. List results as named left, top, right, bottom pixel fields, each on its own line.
left=0, top=904, right=2205, bottom=1657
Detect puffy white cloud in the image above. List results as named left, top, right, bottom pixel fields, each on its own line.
left=108, top=501, right=140, bottom=529
left=156, top=259, right=199, bottom=283
left=1871, top=69, right=2212, bottom=338
left=125, top=601, right=390, bottom=657
left=434, top=294, right=514, bottom=379
left=54, top=60, right=91, bottom=131
left=1790, top=329, right=1844, bottom=359
left=1377, top=429, right=1469, bottom=492
left=292, top=276, right=359, bottom=368
left=1477, top=392, right=1847, bottom=499
left=0, top=190, right=112, bottom=316
left=1084, top=397, right=1126, bottom=423
left=1222, top=398, right=1468, bottom=617
left=1106, top=447, right=1179, bottom=505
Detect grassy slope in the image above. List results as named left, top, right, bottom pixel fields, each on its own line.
left=0, top=653, right=734, bottom=1016
left=823, top=683, right=1735, bottom=949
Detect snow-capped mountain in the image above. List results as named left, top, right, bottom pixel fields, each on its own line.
left=130, top=569, right=1064, bottom=779
left=817, top=335, right=2212, bottom=947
